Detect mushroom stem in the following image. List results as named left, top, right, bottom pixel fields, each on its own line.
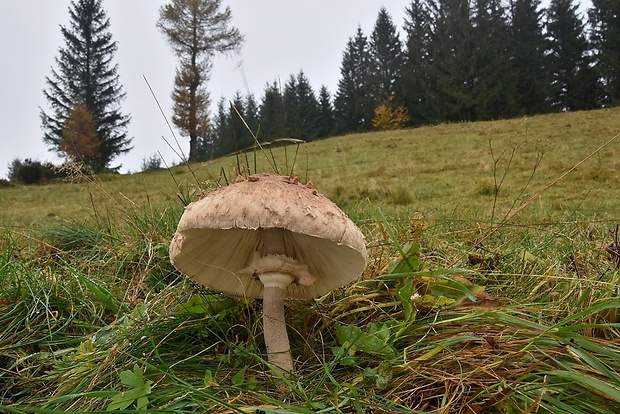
left=259, top=272, right=294, bottom=376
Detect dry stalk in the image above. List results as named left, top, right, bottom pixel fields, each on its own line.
left=451, top=132, right=620, bottom=267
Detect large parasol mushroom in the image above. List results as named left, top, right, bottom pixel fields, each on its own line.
left=169, top=173, right=368, bottom=375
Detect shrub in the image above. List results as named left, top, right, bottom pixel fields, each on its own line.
left=140, top=154, right=163, bottom=171
left=372, top=101, right=411, bottom=130
left=7, top=158, right=65, bottom=185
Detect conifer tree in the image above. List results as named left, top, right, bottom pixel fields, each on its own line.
left=229, top=91, right=252, bottom=151
left=546, top=0, right=598, bottom=111
left=471, top=0, right=519, bottom=119
left=60, top=103, right=101, bottom=165
left=40, top=0, right=131, bottom=172
left=286, top=71, right=321, bottom=141
left=316, top=86, right=336, bottom=138
left=368, top=7, right=404, bottom=103
left=589, top=0, right=620, bottom=105
left=243, top=94, right=260, bottom=142
left=334, top=27, right=373, bottom=133
left=509, top=0, right=551, bottom=114
left=402, top=0, right=434, bottom=125
left=259, top=81, right=287, bottom=140
left=282, top=75, right=301, bottom=138
left=426, top=0, right=477, bottom=122
left=171, top=59, right=212, bottom=157
left=157, top=0, right=243, bottom=162
left=205, top=97, right=231, bottom=159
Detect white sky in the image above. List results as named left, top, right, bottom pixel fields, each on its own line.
left=0, top=0, right=410, bottom=178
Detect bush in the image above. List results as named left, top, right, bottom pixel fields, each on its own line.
left=372, top=101, right=411, bottom=130
left=7, top=158, right=65, bottom=185
left=140, top=154, right=163, bottom=171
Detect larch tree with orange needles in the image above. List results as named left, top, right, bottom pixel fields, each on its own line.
left=60, top=103, right=101, bottom=164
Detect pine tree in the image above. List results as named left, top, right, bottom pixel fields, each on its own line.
left=546, top=0, right=598, bottom=111
left=157, top=0, right=243, bottom=162
left=334, top=27, right=373, bottom=133
left=40, top=0, right=131, bottom=172
left=589, top=0, right=620, bottom=105
left=509, top=0, right=551, bottom=114
left=368, top=7, right=404, bottom=103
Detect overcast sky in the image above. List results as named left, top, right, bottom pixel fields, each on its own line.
left=0, top=0, right=413, bottom=178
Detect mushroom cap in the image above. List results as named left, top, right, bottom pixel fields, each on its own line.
left=169, top=173, right=368, bottom=299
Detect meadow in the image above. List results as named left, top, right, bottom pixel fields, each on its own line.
left=0, top=107, right=619, bottom=413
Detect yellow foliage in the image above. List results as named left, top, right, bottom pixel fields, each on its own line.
left=372, top=102, right=411, bottom=130
left=60, top=103, right=101, bottom=162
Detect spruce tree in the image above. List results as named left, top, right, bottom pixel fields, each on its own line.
left=293, top=71, right=321, bottom=141
left=546, top=0, right=598, bottom=111
left=283, top=75, right=301, bottom=138
left=334, top=27, right=373, bottom=133
left=229, top=92, right=249, bottom=152
left=40, top=0, right=131, bottom=172
left=368, top=7, right=404, bottom=103
left=589, top=0, right=620, bottom=105
left=402, top=0, right=434, bottom=125
left=316, top=86, right=336, bottom=138
left=509, top=0, right=551, bottom=114
left=281, top=72, right=321, bottom=141
left=259, top=81, right=287, bottom=141
left=206, top=97, right=232, bottom=159
left=243, top=94, right=260, bottom=143
left=471, top=0, right=519, bottom=120
left=426, top=0, right=477, bottom=122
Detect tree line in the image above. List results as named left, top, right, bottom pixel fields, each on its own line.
left=199, top=0, right=619, bottom=161
left=31, top=0, right=620, bottom=176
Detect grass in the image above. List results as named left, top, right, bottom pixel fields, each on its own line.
left=0, top=107, right=619, bottom=412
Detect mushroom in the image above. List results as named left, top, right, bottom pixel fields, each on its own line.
left=169, top=173, right=368, bottom=375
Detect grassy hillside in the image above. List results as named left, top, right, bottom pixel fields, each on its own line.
left=2, top=106, right=619, bottom=226
left=1, top=108, right=619, bottom=412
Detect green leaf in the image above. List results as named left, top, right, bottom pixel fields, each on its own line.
left=388, top=241, right=421, bottom=274
left=204, top=369, right=215, bottom=386
left=107, top=365, right=152, bottom=411
left=74, top=272, right=129, bottom=315
left=548, top=370, right=620, bottom=403
left=374, top=207, right=420, bottom=273
left=176, top=294, right=236, bottom=315
left=335, top=323, right=398, bottom=360
left=232, top=368, right=245, bottom=386
left=414, top=294, right=456, bottom=308
left=396, top=277, right=417, bottom=322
